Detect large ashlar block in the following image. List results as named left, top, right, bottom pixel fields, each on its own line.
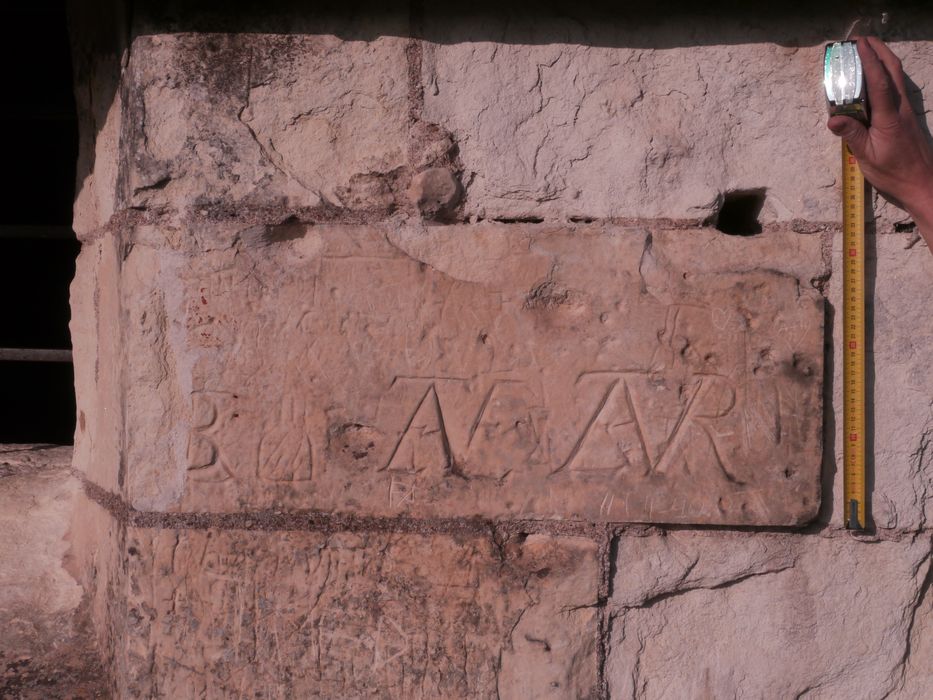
left=119, top=529, right=599, bottom=698
left=828, top=234, right=933, bottom=530
left=607, top=530, right=933, bottom=698
left=420, top=11, right=933, bottom=229
left=113, top=223, right=824, bottom=525
left=122, top=32, right=409, bottom=215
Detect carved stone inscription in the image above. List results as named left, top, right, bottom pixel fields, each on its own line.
left=127, top=224, right=824, bottom=524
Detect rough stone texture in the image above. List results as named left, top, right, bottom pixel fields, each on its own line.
left=0, top=445, right=108, bottom=698
left=122, top=32, right=410, bottom=218
left=114, top=224, right=824, bottom=525
left=902, top=559, right=933, bottom=697
left=62, top=2, right=933, bottom=696
left=421, top=12, right=933, bottom=232
left=408, top=168, right=462, bottom=218
left=117, top=528, right=598, bottom=698
left=827, top=233, right=933, bottom=530
left=607, top=529, right=933, bottom=699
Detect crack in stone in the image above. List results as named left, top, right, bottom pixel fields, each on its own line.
left=617, top=560, right=798, bottom=612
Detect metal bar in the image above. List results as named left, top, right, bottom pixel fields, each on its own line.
left=0, top=348, right=72, bottom=363
left=0, top=225, right=77, bottom=240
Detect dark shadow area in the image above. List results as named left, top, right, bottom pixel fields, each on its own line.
left=817, top=298, right=837, bottom=528
left=0, top=3, right=77, bottom=224
left=128, top=0, right=933, bottom=47
left=711, top=189, right=766, bottom=236
left=0, top=0, right=79, bottom=445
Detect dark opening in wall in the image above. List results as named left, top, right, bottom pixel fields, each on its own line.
left=711, top=189, right=766, bottom=236
left=0, top=0, right=79, bottom=445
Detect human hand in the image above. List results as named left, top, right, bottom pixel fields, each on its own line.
left=827, top=36, right=933, bottom=241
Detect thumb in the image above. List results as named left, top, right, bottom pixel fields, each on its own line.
left=827, top=116, right=870, bottom=158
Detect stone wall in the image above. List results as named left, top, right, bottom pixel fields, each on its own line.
left=66, top=1, right=933, bottom=696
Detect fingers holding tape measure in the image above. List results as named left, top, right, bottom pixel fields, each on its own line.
left=827, top=115, right=869, bottom=160
left=854, top=36, right=902, bottom=126
left=863, top=36, right=909, bottom=99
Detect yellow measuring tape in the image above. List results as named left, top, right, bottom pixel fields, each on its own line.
left=841, top=140, right=866, bottom=529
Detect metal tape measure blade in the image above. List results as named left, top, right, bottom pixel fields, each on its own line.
left=841, top=141, right=866, bottom=529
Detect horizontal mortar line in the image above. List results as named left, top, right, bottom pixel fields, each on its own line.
left=77, top=474, right=609, bottom=539
left=630, top=521, right=933, bottom=543
left=96, top=207, right=849, bottom=234
left=75, top=474, right=930, bottom=542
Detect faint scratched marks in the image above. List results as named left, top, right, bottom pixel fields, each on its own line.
left=388, top=478, right=415, bottom=508
left=258, top=429, right=312, bottom=482
left=125, top=529, right=599, bottom=697
left=258, top=398, right=314, bottom=482
left=465, top=380, right=546, bottom=479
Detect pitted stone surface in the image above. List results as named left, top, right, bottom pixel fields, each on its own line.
left=408, top=168, right=463, bottom=218
left=607, top=530, right=933, bottom=699
left=119, top=528, right=599, bottom=699
left=117, top=224, right=824, bottom=525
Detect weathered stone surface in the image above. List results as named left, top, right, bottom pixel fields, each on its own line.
left=116, top=224, right=824, bottom=524
left=408, top=168, right=463, bottom=218
left=420, top=14, right=933, bottom=230
left=123, top=33, right=409, bottom=216
left=71, top=236, right=124, bottom=492
left=421, top=37, right=828, bottom=223
left=0, top=446, right=108, bottom=698
left=119, top=528, right=598, bottom=698
left=608, top=529, right=933, bottom=699
left=902, top=562, right=933, bottom=697
left=828, top=233, right=933, bottom=530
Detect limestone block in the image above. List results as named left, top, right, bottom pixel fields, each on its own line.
left=828, top=234, right=933, bottom=530
left=70, top=236, right=124, bottom=490
left=420, top=14, right=933, bottom=229
left=608, top=530, right=933, bottom=699
left=119, top=528, right=599, bottom=698
left=118, top=224, right=824, bottom=525
left=122, top=33, right=409, bottom=216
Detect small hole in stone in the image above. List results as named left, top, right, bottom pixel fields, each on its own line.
left=711, top=189, right=766, bottom=236
left=894, top=221, right=917, bottom=233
